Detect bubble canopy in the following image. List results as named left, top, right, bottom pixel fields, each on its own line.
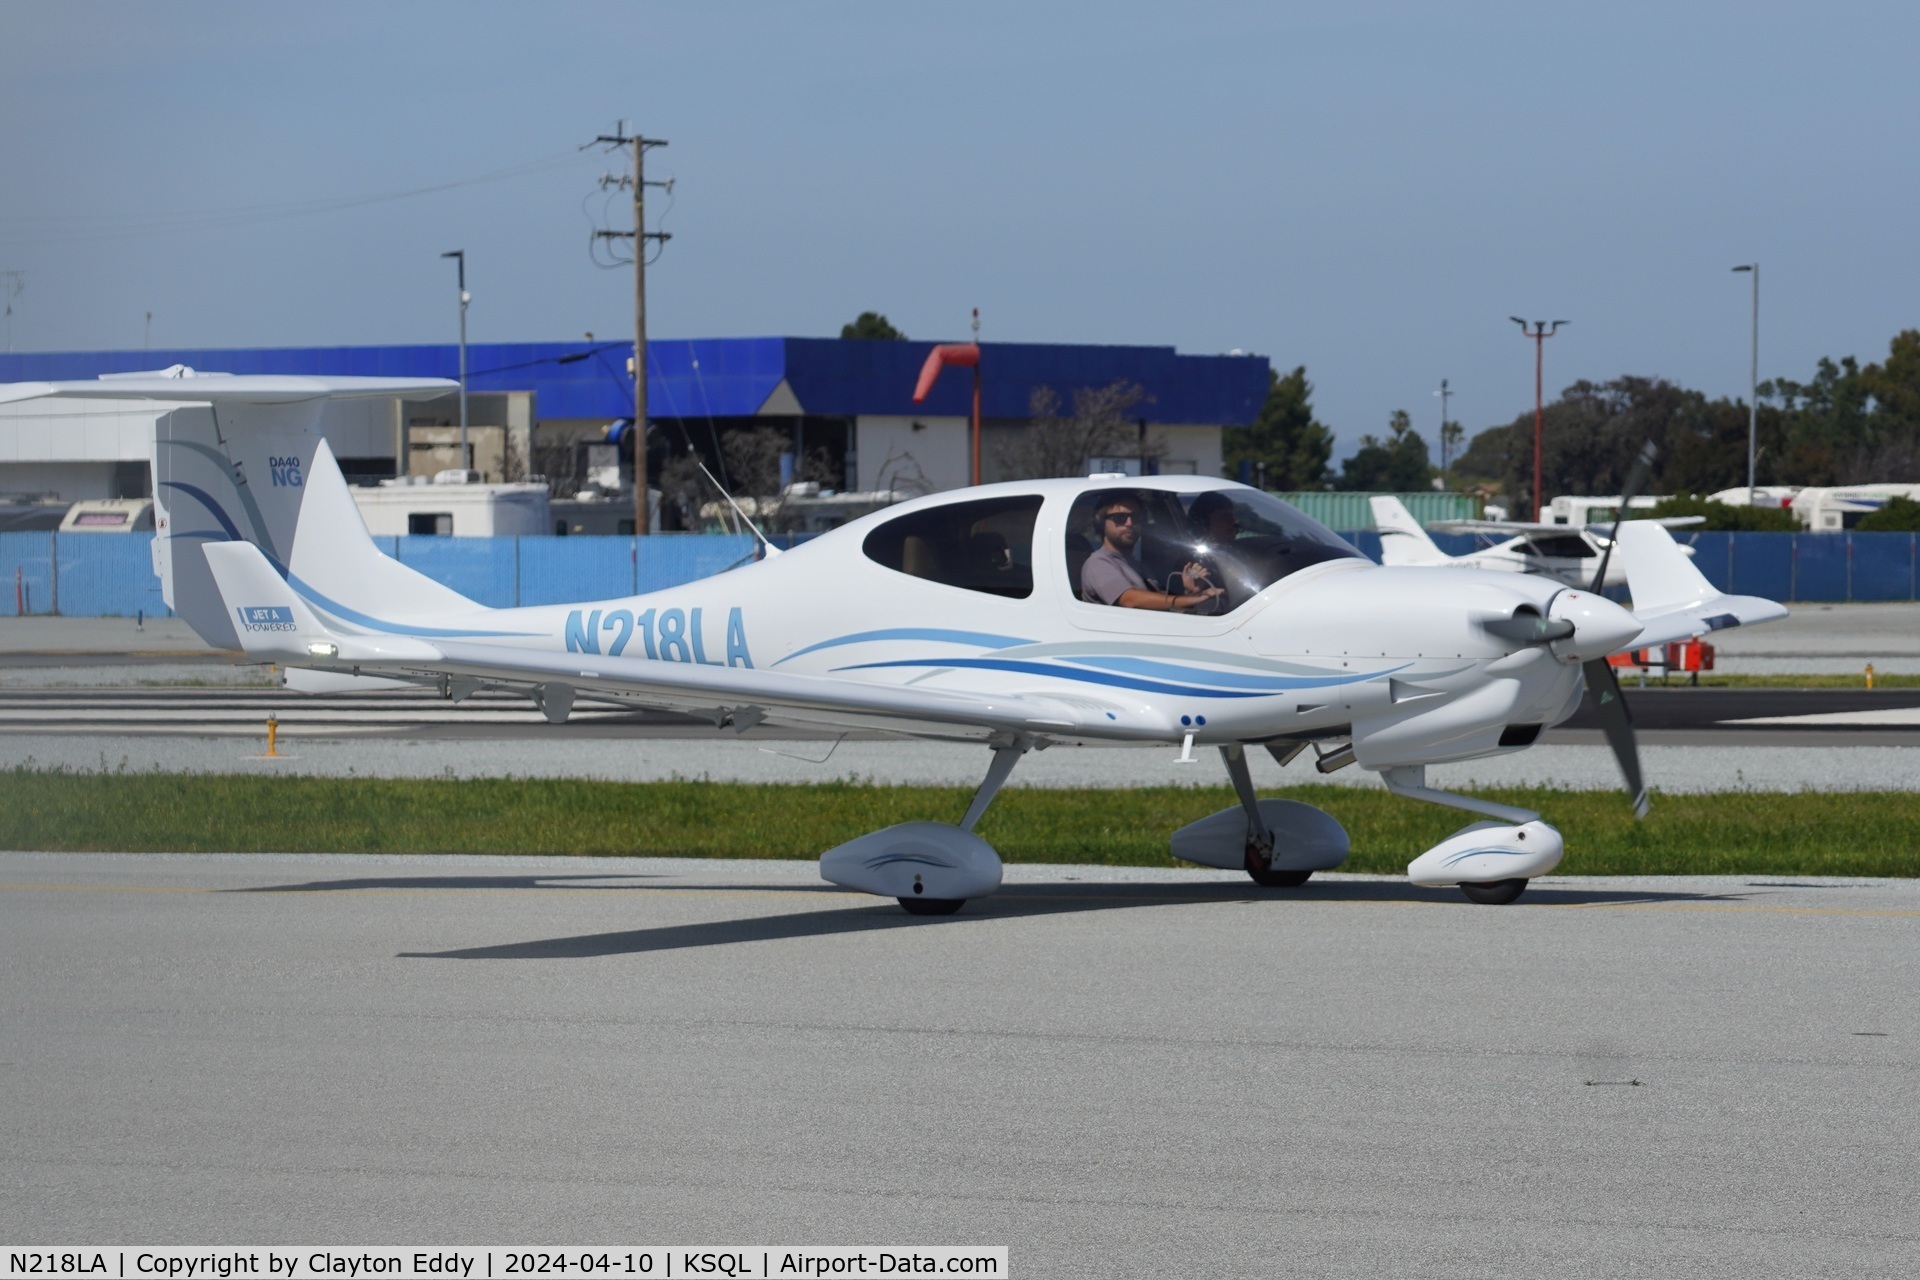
left=1067, top=487, right=1367, bottom=613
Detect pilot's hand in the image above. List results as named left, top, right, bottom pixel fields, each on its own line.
left=1174, top=586, right=1226, bottom=611
left=1179, top=561, right=1214, bottom=592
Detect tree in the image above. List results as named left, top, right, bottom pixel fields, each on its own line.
left=1857, top=495, right=1920, bottom=532
left=1222, top=365, right=1333, bottom=489
left=1337, top=410, right=1431, bottom=491
left=840, top=312, right=907, bottom=341
left=997, top=381, right=1153, bottom=480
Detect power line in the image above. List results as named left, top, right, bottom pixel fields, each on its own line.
left=0, top=151, right=588, bottom=245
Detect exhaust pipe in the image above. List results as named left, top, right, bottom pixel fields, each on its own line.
left=1314, top=742, right=1356, bottom=774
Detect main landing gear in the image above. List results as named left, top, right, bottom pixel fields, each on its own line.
left=818, top=735, right=1032, bottom=915
left=1167, top=743, right=1353, bottom=884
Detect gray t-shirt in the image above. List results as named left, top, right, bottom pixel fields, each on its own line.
left=1082, top=543, right=1147, bottom=605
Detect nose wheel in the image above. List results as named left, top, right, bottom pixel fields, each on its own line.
left=897, top=896, right=965, bottom=916
left=1458, top=878, right=1528, bottom=905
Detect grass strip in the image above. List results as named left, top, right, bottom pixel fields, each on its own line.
left=2, top=768, right=1917, bottom=877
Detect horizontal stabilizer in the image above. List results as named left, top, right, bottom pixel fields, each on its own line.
left=0, top=371, right=455, bottom=406
left=1432, top=516, right=1704, bottom=536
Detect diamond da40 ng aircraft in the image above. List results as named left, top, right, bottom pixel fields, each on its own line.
left=2, top=370, right=1787, bottom=911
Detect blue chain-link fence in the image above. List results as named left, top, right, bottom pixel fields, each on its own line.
left=0, top=533, right=758, bottom=617
left=4, top=529, right=1918, bottom=617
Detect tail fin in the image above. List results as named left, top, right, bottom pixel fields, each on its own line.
left=132, top=376, right=470, bottom=647
left=283, top=439, right=482, bottom=631
left=36, top=370, right=463, bottom=648
left=1617, top=522, right=1787, bottom=646
left=1370, top=496, right=1450, bottom=566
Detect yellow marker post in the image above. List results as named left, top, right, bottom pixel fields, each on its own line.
left=1866, top=663, right=1875, bottom=689
left=265, top=713, right=279, bottom=757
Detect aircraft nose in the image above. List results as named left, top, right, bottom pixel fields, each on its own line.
left=1548, top=589, right=1643, bottom=662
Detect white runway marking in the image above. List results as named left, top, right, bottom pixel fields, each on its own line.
left=1730, top=707, right=1920, bottom=727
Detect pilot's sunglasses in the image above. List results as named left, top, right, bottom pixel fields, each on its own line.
left=1103, top=511, right=1139, bottom=525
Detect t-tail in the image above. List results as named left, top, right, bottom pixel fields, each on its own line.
left=0, top=368, right=464, bottom=649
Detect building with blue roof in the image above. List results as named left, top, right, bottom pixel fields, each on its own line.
left=0, top=337, right=1269, bottom=513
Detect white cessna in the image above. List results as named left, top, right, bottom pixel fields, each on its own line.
left=1371, top=495, right=1702, bottom=589
left=4, top=371, right=1788, bottom=912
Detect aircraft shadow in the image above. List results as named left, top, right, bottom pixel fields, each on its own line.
left=394, top=877, right=1737, bottom=961
left=232, top=872, right=681, bottom=893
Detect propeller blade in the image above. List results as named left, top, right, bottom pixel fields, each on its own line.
left=1584, top=657, right=1648, bottom=818
left=1588, top=439, right=1660, bottom=593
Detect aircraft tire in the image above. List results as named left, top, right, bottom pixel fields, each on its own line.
left=1246, top=867, right=1313, bottom=888
left=1458, top=878, right=1528, bottom=905
left=897, top=896, right=965, bottom=916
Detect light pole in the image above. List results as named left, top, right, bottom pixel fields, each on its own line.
left=1732, top=263, right=1758, bottom=505
left=441, top=250, right=470, bottom=474
left=1510, top=318, right=1567, bottom=521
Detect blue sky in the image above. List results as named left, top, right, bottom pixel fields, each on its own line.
left=2, top=1, right=1914, bottom=461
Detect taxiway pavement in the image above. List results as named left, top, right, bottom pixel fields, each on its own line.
left=1, top=852, right=1914, bottom=1275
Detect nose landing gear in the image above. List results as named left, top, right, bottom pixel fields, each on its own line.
left=1457, top=878, right=1528, bottom=905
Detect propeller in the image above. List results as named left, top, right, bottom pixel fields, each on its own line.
left=1579, top=439, right=1658, bottom=819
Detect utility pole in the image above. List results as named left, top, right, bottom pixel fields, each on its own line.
left=1732, top=263, right=1759, bottom=505
left=591, top=122, right=671, bottom=536
left=1510, top=318, right=1567, bottom=521
left=1, top=271, right=22, bottom=353
left=970, top=308, right=982, bottom=487
left=441, top=250, right=470, bottom=473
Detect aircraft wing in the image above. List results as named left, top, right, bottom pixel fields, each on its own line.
left=203, top=541, right=1165, bottom=743
left=1430, top=516, right=1705, bottom=535
left=0, top=373, right=456, bottom=406
left=1616, top=521, right=1786, bottom=648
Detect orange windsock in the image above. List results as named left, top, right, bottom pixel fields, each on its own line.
left=912, top=343, right=980, bottom=402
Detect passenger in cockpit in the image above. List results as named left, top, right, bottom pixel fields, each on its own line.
left=1081, top=493, right=1225, bottom=612
left=1174, top=491, right=1242, bottom=598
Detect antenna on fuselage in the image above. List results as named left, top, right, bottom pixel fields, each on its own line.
left=696, top=459, right=782, bottom=559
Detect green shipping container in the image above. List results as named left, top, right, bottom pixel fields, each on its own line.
left=1271, top=491, right=1480, bottom=531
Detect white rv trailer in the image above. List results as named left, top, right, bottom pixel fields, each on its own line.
left=1786, top=484, right=1920, bottom=532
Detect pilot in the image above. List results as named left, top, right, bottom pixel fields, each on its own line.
left=1175, top=491, right=1242, bottom=596
left=1081, top=493, right=1225, bottom=612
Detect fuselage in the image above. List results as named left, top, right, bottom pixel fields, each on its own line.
left=302, top=477, right=1641, bottom=768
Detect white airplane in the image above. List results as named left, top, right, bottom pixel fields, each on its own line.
left=3, top=371, right=1788, bottom=911
left=1370, top=495, right=1699, bottom=589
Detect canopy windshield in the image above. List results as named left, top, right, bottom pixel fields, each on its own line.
left=1067, top=487, right=1366, bottom=614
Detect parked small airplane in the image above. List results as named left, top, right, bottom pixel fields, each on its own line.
left=2, top=371, right=1786, bottom=912
left=1370, top=496, right=1700, bottom=589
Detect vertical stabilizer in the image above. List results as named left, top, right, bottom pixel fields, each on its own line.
left=285, top=440, right=481, bottom=631
left=0, top=371, right=456, bottom=649
left=152, top=399, right=328, bottom=648
left=1370, top=496, right=1450, bottom=567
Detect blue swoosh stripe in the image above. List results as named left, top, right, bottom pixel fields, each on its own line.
left=1055, top=654, right=1405, bottom=690
left=833, top=656, right=1273, bottom=699
left=286, top=572, right=540, bottom=638
left=160, top=481, right=278, bottom=566
left=776, top=627, right=1037, bottom=667
left=162, top=481, right=537, bottom=638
